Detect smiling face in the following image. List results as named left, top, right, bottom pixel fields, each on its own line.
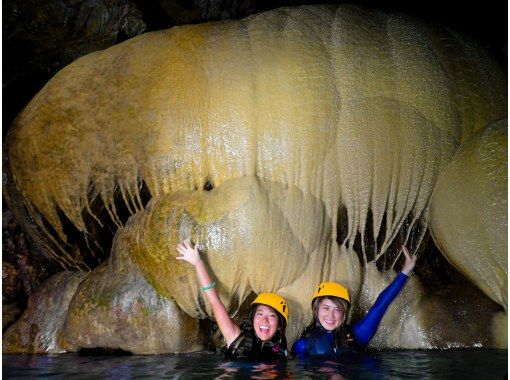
left=252, top=305, right=280, bottom=341
left=317, top=297, right=345, bottom=331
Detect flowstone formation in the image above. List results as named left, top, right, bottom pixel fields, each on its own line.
left=3, top=5, right=507, bottom=353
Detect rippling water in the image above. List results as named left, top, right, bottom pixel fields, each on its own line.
left=3, top=350, right=507, bottom=379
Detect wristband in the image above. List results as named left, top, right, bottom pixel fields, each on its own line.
left=201, top=282, right=216, bottom=291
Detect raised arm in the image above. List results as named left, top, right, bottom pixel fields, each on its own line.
left=176, top=241, right=241, bottom=346
left=352, top=245, right=417, bottom=346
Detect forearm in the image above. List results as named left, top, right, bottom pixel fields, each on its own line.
left=193, top=259, right=240, bottom=345
left=352, top=272, right=409, bottom=346
left=194, top=260, right=223, bottom=308
left=195, top=259, right=214, bottom=288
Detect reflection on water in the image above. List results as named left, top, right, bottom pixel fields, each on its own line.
left=3, top=349, right=507, bottom=379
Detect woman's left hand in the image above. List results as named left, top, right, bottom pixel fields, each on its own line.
left=401, top=245, right=417, bottom=276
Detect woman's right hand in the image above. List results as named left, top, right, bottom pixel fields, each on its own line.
left=176, top=241, right=201, bottom=266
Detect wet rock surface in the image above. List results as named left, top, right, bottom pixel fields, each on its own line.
left=60, top=234, right=204, bottom=354
left=2, top=208, right=59, bottom=331
left=2, top=271, right=88, bottom=353
left=2, top=3, right=506, bottom=353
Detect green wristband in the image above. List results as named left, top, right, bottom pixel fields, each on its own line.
left=201, top=282, right=216, bottom=291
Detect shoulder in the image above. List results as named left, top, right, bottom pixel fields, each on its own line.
left=225, top=326, right=255, bottom=359
left=336, top=324, right=356, bottom=343
left=338, top=323, right=354, bottom=334
left=291, top=336, right=307, bottom=356
left=291, top=326, right=322, bottom=356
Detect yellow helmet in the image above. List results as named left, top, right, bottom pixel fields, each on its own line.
left=312, top=281, right=351, bottom=305
left=251, top=292, right=289, bottom=324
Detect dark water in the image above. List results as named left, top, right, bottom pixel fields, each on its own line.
left=3, top=350, right=508, bottom=379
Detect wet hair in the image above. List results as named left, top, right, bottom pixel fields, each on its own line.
left=301, top=296, right=349, bottom=334
left=249, top=304, right=287, bottom=334
left=238, top=305, right=288, bottom=356
left=312, top=296, right=349, bottom=321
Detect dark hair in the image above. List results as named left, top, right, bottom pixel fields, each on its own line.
left=249, top=304, right=287, bottom=334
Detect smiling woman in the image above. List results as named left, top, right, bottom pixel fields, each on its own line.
left=317, top=297, right=347, bottom=331
left=176, top=241, right=289, bottom=360
left=253, top=305, right=279, bottom=339
left=292, top=246, right=417, bottom=357
left=3, top=3, right=506, bottom=354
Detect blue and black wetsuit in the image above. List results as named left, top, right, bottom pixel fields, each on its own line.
left=292, top=272, right=409, bottom=357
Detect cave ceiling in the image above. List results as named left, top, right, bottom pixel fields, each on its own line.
left=2, top=0, right=506, bottom=136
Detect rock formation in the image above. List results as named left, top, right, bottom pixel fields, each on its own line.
left=3, top=5, right=507, bottom=353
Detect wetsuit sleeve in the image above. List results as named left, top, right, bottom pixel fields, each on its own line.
left=291, top=337, right=308, bottom=358
left=352, top=272, right=409, bottom=347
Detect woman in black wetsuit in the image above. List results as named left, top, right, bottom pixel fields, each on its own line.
left=176, top=241, right=289, bottom=360
left=292, top=245, right=416, bottom=357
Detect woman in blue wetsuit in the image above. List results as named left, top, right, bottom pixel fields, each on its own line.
left=177, top=241, right=289, bottom=360
left=292, top=245, right=416, bottom=357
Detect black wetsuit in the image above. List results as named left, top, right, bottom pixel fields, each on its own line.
left=225, top=321, right=288, bottom=361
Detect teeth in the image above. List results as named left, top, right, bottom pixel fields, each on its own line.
left=260, top=326, right=269, bottom=331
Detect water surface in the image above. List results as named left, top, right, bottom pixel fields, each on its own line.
left=3, top=349, right=507, bottom=379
